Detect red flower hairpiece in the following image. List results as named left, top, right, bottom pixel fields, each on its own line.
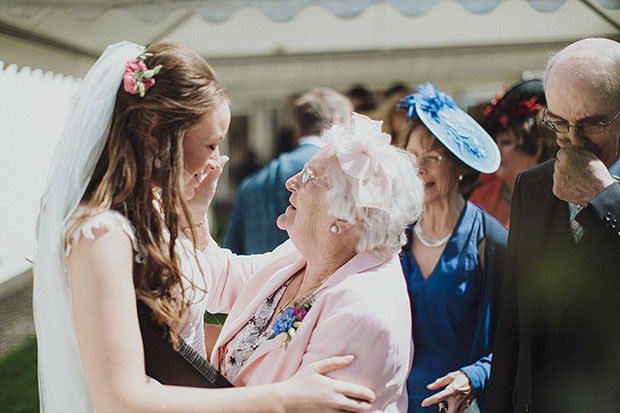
left=484, top=91, right=542, bottom=129
left=483, top=91, right=506, bottom=118
left=123, top=51, right=162, bottom=97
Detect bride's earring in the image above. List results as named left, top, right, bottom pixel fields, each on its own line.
left=330, top=224, right=339, bottom=234
left=154, top=157, right=161, bottom=169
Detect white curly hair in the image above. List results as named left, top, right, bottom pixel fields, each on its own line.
left=321, top=113, right=424, bottom=258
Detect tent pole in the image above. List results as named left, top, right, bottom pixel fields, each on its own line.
left=578, top=0, right=620, bottom=32
left=149, top=11, right=195, bottom=44
left=0, top=19, right=98, bottom=59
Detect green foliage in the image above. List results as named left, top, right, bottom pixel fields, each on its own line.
left=0, top=337, right=38, bottom=412
left=204, top=311, right=227, bottom=326
left=212, top=207, right=231, bottom=245
left=204, top=208, right=232, bottom=326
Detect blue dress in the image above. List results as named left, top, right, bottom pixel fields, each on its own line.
left=401, top=201, right=491, bottom=413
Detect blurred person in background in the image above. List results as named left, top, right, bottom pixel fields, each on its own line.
left=346, top=84, right=376, bottom=115
left=398, top=83, right=507, bottom=413
left=469, top=79, right=557, bottom=227
left=372, top=84, right=410, bottom=145
left=383, top=83, right=409, bottom=99
left=224, top=88, right=352, bottom=254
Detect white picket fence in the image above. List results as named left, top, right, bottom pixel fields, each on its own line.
left=0, top=62, right=80, bottom=285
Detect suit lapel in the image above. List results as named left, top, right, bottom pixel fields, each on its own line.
left=550, top=193, right=574, bottom=248
left=529, top=160, right=573, bottom=247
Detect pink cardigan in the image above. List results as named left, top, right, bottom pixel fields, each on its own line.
left=207, top=240, right=413, bottom=412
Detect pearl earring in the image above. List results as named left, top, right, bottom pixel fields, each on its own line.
left=458, top=174, right=463, bottom=182
left=154, top=157, right=161, bottom=169
left=330, top=224, right=338, bottom=234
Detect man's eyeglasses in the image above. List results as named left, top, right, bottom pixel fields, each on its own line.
left=417, top=155, right=444, bottom=169
left=542, top=106, right=620, bottom=135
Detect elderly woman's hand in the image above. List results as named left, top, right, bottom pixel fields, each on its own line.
left=421, top=370, right=474, bottom=413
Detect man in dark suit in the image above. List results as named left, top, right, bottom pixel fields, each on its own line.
left=486, top=38, right=620, bottom=412
left=224, top=88, right=352, bottom=254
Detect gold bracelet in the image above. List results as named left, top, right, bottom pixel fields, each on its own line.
left=182, top=219, right=206, bottom=233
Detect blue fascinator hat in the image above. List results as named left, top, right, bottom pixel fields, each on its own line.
left=398, top=82, right=500, bottom=174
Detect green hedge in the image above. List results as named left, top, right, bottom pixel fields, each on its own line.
left=0, top=336, right=38, bottom=412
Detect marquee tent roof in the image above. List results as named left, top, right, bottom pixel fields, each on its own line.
left=1, top=0, right=619, bottom=78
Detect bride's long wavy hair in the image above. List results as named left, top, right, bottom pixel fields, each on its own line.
left=69, top=41, right=228, bottom=346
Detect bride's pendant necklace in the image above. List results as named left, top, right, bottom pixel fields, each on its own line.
left=414, top=220, right=452, bottom=248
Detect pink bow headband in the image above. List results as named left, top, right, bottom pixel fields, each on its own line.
left=331, top=113, right=397, bottom=212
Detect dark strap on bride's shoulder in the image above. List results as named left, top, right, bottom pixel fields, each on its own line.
left=137, top=300, right=233, bottom=388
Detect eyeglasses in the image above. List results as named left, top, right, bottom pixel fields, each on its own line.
left=542, top=106, right=620, bottom=135
left=417, top=155, right=444, bottom=169
left=300, top=164, right=320, bottom=185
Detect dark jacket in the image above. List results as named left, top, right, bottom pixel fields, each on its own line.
left=486, top=160, right=620, bottom=413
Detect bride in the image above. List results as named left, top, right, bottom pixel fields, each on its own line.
left=33, top=40, right=373, bottom=412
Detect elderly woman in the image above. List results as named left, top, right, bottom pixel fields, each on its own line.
left=397, top=84, right=507, bottom=413
left=469, top=79, right=557, bottom=227
left=206, top=113, right=424, bottom=411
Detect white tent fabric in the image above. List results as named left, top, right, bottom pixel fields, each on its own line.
left=1, top=0, right=619, bottom=78
left=1, top=0, right=618, bottom=22
left=1, top=0, right=617, bottom=129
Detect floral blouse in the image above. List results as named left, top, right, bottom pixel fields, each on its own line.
left=219, top=280, right=291, bottom=382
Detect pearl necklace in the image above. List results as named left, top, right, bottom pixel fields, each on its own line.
left=414, top=222, right=451, bottom=248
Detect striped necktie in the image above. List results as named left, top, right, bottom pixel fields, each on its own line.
left=568, top=203, right=585, bottom=243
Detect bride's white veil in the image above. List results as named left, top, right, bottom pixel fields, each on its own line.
left=33, top=41, right=144, bottom=412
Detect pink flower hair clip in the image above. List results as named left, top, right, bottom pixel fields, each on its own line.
left=123, top=51, right=162, bottom=97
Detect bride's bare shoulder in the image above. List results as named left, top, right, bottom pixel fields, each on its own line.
left=66, top=208, right=145, bottom=264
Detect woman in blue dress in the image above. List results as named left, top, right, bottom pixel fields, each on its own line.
left=398, top=84, right=507, bottom=413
